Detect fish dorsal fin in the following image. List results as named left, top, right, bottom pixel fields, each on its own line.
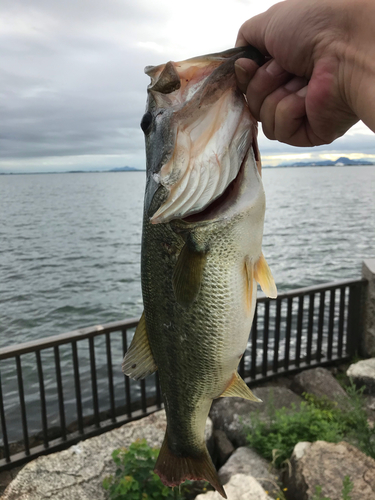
left=220, top=371, right=262, bottom=402
left=173, top=242, right=207, bottom=307
left=244, top=257, right=255, bottom=313
left=122, top=312, right=157, bottom=380
left=254, top=253, right=277, bottom=299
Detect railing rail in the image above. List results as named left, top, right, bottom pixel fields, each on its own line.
left=0, top=277, right=367, bottom=472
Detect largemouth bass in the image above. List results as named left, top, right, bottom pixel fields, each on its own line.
left=123, top=47, right=277, bottom=498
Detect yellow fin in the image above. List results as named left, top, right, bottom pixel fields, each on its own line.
left=172, top=243, right=207, bottom=307
left=122, top=312, right=157, bottom=380
left=244, top=257, right=254, bottom=314
left=254, top=253, right=277, bottom=299
left=220, top=371, right=262, bottom=402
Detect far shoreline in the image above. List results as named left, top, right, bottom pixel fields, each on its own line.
left=1, top=163, right=374, bottom=175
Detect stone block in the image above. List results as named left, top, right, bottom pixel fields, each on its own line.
left=347, top=358, right=375, bottom=394
left=195, top=473, right=272, bottom=500
left=218, top=446, right=279, bottom=493
left=2, top=410, right=213, bottom=500
left=290, top=367, right=348, bottom=408
left=210, top=387, right=302, bottom=447
left=285, top=440, right=375, bottom=500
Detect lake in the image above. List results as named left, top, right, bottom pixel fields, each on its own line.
left=0, top=166, right=374, bottom=442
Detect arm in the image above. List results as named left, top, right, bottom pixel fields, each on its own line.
left=235, top=0, right=375, bottom=147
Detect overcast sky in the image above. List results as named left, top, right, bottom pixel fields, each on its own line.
left=1, top=0, right=374, bottom=173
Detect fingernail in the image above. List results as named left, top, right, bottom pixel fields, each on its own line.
left=284, top=77, right=305, bottom=92
left=297, top=86, right=308, bottom=97
left=265, top=59, right=285, bottom=77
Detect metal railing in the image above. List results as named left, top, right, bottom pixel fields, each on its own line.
left=0, top=277, right=367, bottom=472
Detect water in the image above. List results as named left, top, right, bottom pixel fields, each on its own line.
left=1, top=166, right=374, bottom=443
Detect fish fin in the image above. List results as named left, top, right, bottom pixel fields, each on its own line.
left=122, top=312, right=157, bottom=380
left=244, top=257, right=254, bottom=313
left=155, top=434, right=227, bottom=499
left=172, top=243, right=207, bottom=307
left=220, top=371, right=262, bottom=402
left=254, top=253, right=277, bottom=299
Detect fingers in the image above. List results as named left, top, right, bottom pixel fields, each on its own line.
left=259, top=77, right=307, bottom=141
left=242, top=59, right=292, bottom=120
left=235, top=58, right=334, bottom=146
left=254, top=76, right=335, bottom=147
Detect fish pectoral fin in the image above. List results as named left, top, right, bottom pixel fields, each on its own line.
left=220, top=371, right=262, bottom=402
left=122, top=311, right=157, bottom=380
left=254, top=253, right=277, bottom=299
left=172, top=242, right=207, bottom=307
left=155, top=434, right=227, bottom=499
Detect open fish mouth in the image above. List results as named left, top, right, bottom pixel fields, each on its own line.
left=150, top=103, right=255, bottom=225
left=181, top=138, right=261, bottom=224
left=145, top=47, right=263, bottom=225
left=151, top=130, right=261, bottom=225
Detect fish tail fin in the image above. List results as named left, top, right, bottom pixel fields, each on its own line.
left=155, top=433, right=227, bottom=499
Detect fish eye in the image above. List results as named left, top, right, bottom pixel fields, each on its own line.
left=140, top=111, right=153, bottom=134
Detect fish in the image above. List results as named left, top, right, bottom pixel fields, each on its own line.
left=122, top=47, right=277, bottom=499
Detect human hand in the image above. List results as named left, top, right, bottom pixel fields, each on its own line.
left=235, top=0, right=375, bottom=147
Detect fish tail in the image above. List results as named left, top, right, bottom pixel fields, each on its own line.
left=155, top=433, right=227, bottom=499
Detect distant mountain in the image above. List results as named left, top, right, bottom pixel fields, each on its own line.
left=108, top=166, right=141, bottom=172
left=275, top=156, right=374, bottom=168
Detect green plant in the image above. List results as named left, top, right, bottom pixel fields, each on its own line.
left=245, top=383, right=375, bottom=468
left=246, top=400, right=343, bottom=467
left=102, top=439, right=187, bottom=500
left=341, top=475, right=354, bottom=500
left=338, top=380, right=375, bottom=458
left=312, top=484, right=330, bottom=500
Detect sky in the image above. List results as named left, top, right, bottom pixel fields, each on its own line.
left=1, top=0, right=374, bottom=173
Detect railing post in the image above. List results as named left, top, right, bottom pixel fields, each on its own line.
left=346, top=282, right=364, bottom=358
left=362, top=259, right=375, bottom=356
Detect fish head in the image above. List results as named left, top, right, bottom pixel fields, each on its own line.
left=141, top=47, right=264, bottom=222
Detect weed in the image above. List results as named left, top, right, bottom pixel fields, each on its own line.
left=245, top=382, right=375, bottom=468
left=246, top=400, right=343, bottom=467
left=102, top=439, right=187, bottom=500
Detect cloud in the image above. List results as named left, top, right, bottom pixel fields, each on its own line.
left=0, top=0, right=374, bottom=173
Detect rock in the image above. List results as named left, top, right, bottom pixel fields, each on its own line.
left=290, top=367, right=348, bottom=408
left=365, top=395, right=375, bottom=412
left=2, top=410, right=213, bottom=500
left=195, top=473, right=272, bottom=500
left=362, top=259, right=375, bottom=356
left=218, top=447, right=279, bottom=494
left=0, top=468, right=21, bottom=497
left=213, top=430, right=234, bottom=467
left=285, top=440, right=375, bottom=500
left=210, top=387, right=302, bottom=446
left=347, top=358, right=375, bottom=394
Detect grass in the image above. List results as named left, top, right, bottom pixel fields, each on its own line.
left=245, top=381, right=375, bottom=468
